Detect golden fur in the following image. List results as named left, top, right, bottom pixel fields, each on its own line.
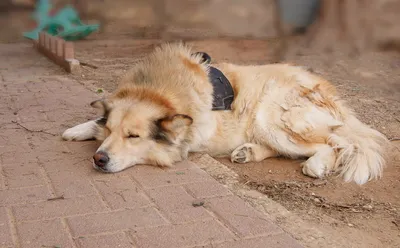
left=63, top=43, right=389, bottom=185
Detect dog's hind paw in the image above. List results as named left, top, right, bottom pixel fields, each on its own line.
left=231, top=143, right=278, bottom=164
left=231, top=144, right=253, bottom=163
left=300, top=146, right=336, bottom=179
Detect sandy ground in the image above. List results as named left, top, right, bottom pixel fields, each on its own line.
left=1, top=1, right=400, bottom=247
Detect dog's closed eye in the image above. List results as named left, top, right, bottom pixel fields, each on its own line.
left=127, top=134, right=140, bottom=139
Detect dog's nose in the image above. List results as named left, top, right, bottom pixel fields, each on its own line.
left=93, top=151, right=109, bottom=168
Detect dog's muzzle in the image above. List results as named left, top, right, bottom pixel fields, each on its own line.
left=93, top=151, right=109, bottom=171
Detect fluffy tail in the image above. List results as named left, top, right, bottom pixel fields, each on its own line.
left=328, top=115, right=390, bottom=185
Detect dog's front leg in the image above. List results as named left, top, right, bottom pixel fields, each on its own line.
left=231, top=143, right=278, bottom=163
left=62, top=118, right=102, bottom=141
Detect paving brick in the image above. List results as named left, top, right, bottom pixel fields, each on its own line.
left=47, top=169, right=96, bottom=198
left=0, top=150, right=37, bottom=168
left=45, top=108, right=84, bottom=124
left=10, top=95, right=40, bottom=112
left=184, top=181, right=232, bottom=199
left=132, top=220, right=234, bottom=248
left=41, top=155, right=121, bottom=184
left=0, top=186, right=51, bottom=205
left=130, top=166, right=213, bottom=188
left=214, top=233, right=304, bottom=248
left=75, top=232, right=133, bottom=248
left=23, top=135, right=71, bottom=155
left=0, top=131, right=11, bottom=147
left=40, top=152, right=92, bottom=172
left=63, top=141, right=99, bottom=160
left=61, top=94, right=99, bottom=110
left=167, top=160, right=198, bottom=171
left=94, top=176, right=152, bottom=210
left=67, top=208, right=167, bottom=236
left=0, top=207, right=14, bottom=247
left=34, top=136, right=95, bottom=171
left=0, top=169, right=5, bottom=190
left=146, top=185, right=212, bottom=224
left=0, top=112, right=16, bottom=126
left=15, top=106, right=50, bottom=124
left=0, top=129, right=30, bottom=155
left=13, top=195, right=106, bottom=221
left=31, top=96, right=68, bottom=112
left=2, top=162, right=45, bottom=188
left=15, top=121, right=60, bottom=134
left=17, top=219, right=74, bottom=248
left=206, top=196, right=283, bottom=238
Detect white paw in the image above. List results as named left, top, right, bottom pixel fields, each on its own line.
left=231, top=144, right=254, bottom=163
left=301, top=146, right=336, bottom=179
left=62, top=121, right=97, bottom=141
left=301, top=160, right=326, bottom=179
left=301, top=155, right=333, bottom=179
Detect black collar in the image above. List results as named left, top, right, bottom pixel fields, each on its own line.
left=193, top=52, right=234, bottom=111
left=208, top=66, right=234, bottom=111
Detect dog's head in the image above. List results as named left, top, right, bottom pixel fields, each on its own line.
left=88, top=43, right=214, bottom=173
left=91, top=97, right=193, bottom=173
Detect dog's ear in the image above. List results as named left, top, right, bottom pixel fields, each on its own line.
left=90, top=99, right=107, bottom=109
left=192, top=52, right=211, bottom=65
left=153, top=114, right=193, bottom=144
left=90, top=99, right=111, bottom=117
left=159, top=114, right=193, bottom=134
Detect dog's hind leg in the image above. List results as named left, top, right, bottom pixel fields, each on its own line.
left=62, top=119, right=101, bottom=141
left=231, top=143, right=278, bottom=163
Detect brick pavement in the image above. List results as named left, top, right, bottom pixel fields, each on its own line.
left=0, top=43, right=303, bottom=248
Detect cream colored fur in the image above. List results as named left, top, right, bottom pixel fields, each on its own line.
left=62, top=43, right=389, bottom=185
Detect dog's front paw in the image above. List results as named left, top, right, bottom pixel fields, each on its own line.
left=231, top=144, right=253, bottom=163
left=62, top=127, right=83, bottom=141
left=62, top=120, right=98, bottom=141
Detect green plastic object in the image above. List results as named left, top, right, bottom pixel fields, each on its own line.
left=23, top=0, right=99, bottom=41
